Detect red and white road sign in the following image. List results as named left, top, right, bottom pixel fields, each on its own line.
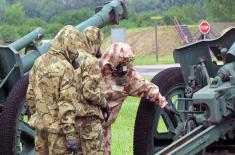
left=199, top=21, right=210, bottom=34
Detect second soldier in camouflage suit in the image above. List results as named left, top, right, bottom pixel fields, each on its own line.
left=100, top=42, right=178, bottom=155
left=27, top=25, right=84, bottom=155
left=74, top=26, right=109, bottom=155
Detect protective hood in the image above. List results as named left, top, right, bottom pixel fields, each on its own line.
left=80, top=26, right=104, bottom=56
left=101, top=42, right=136, bottom=70
left=49, top=25, right=82, bottom=63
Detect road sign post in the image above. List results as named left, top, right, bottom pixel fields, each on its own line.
left=151, top=16, right=162, bottom=62
left=199, top=21, right=210, bottom=39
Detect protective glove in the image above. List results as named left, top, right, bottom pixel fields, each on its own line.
left=66, top=137, right=78, bottom=152
left=163, top=104, right=179, bottom=116
left=102, top=105, right=110, bottom=122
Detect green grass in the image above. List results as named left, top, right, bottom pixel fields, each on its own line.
left=112, top=96, right=167, bottom=155
left=112, top=76, right=167, bottom=154
left=112, top=97, right=139, bottom=155
left=133, top=54, right=174, bottom=65
left=144, top=76, right=154, bottom=81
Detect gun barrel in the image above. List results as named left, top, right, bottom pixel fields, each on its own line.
left=0, top=0, right=129, bottom=119
left=22, top=0, right=128, bottom=67
left=21, top=50, right=41, bottom=73
left=76, top=0, right=127, bottom=31
left=2, top=0, right=127, bottom=71
left=10, top=27, right=44, bottom=51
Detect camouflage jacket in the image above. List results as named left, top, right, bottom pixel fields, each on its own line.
left=27, top=25, right=84, bottom=137
left=75, top=26, right=107, bottom=120
left=101, top=63, right=167, bottom=126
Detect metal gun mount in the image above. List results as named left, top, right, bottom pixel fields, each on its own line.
left=134, top=27, right=235, bottom=155
left=0, top=0, right=128, bottom=154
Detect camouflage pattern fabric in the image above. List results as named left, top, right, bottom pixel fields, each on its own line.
left=35, top=130, right=79, bottom=155
left=75, top=26, right=107, bottom=118
left=27, top=25, right=84, bottom=155
left=74, top=26, right=106, bottom=154
left=47, top=132, right=82, bottom=155
left=76, top=51, right=107, bottom=119
left=34, top=130, right=48, bottom=155
left=100, top=42, right=168, bottom=155
left=103, top=126, right=111, bottom=155
left=76, top=118, right=104, bottom=155
left=101, top=42, right=136, bottom=70
left=81, top=26, right=104, bottom=56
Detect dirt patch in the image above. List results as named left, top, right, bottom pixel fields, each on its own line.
left=102, top=26, right=183, bottom=56
left=102, top=26, right=177, bottom=56
left=102, top=23, right=235, bottom=56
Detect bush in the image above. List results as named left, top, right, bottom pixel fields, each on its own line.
left=114, top=9, right=157, bottom=29
left=45, top=22, right=63, bottom=39
left=53, top=9, right=93, bottom=26
left=0, top=0, right=7, bottom=24
left=5, top=3, right=26, bottom=25
left=0, top=24, right=20, bottom=40
left=162, top=4, right=203, bottom=25
left=26, top=18, right=46, bottom=27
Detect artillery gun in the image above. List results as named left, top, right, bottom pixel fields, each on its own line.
left=134, top=27, right=235, bottom=155
left=0, top=0, right=127, bottom=154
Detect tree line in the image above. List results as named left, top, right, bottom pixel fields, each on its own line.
left=0, top=0, right=234, bottom=40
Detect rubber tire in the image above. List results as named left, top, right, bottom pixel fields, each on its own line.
left=0, top=75, right=29, bottom=155
left=133, top=67, right=184, bottom=155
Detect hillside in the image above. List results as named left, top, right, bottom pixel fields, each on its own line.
left=102, top=26, right=195, bottom=56
left=102, top=23, right=235, bottom=56
left=4, top=0, right=203, bottom=14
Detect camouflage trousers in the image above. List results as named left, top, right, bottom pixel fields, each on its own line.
left=75, top=117, right=104, bottom=155
left=35, top=129, right=81, bottom=155
left=103, top=125, right=112, bottom=155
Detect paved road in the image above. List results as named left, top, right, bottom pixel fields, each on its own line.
left=134, top=64, right=180, bottom=76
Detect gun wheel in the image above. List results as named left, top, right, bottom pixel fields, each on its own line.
left=0, top=75, right=35, bottom=155
left=134, top=67, right=186, bottom=155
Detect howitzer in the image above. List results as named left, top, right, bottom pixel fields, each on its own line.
left=0, top=0, right=127, bottom=154
left=134, top=27, right=235, bottom=155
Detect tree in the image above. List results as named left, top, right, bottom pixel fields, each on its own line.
left=205, top=0, right=235, bottom=22
left=62, top=0, right=75, bottom=8
left=5, top=3, right=26, bottom=25
left=0, top=0, right=7, bottom=23
left=163, top=4, right=203, bottom=25
left=40, top=1, right=65, bottom=21
left=0, top=25, right=20, bottom=40
left=128, top=0, right=203, bottom=13
left=19, top=0, right=42, bottom=18
left=45, top=22, right=63, bottom=39
left=53, top=9, right=93, bottom=26
left=6, top=0, right=15, bottom=5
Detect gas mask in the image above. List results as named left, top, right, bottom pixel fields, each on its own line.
left=116, top=64, right=128, bottom=76
left=72, top=57, right=80, bottom=69
left=96, top=48, right=102, bottom=58
left=115, top=64, right=128, bottom=85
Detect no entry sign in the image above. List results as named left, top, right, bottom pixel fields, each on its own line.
left=199, top=21, right=210, bottom=34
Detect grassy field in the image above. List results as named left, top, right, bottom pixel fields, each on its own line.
left=112, top=96, right=140, bottom=155
left=112, top=75, right=167, bottom=154
left=112, top=97, right=167, bottom=155
left=133, top=54, right=174, bottom=65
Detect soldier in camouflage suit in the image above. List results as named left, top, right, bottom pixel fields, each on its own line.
left=27, top=25, right=84, bottom=155
left=100, top=42, right=177, bottom=155
left=74, top=26, right=109, bottom=155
